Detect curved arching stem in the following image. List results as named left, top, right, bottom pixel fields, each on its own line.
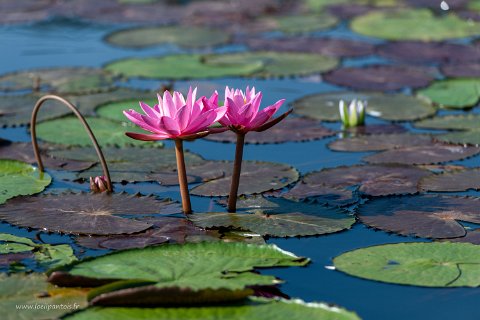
left=30, top=94, right=113, bottom=192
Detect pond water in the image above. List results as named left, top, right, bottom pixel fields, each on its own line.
left=1, top=10, right=480, bottom=320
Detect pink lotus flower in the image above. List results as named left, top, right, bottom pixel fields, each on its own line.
left=90, top=176, right=108, bottom=193
left=220, top=86, right=290, bottom=133
left=123, top=87, right=226, bottom=141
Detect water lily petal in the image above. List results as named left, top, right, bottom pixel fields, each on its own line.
left=125, top=132, right=170, bottom=141
left=162, top=90, right=177, bottom=117
left=161, top=116, right=181, bottom=136
left=139, top=101, right=160, bottom=119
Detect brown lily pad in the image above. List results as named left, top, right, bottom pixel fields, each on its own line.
left=364, top=144, right=480, bottom=165
left=377, top=41, right=480, bottom=64
left=0, top=192, right=181, bottom=235
left=420, top=168, right=480, bottom=192
left=441, top=63, right=480, bottom=78
left=343, top=124, right=407, bottom=135
left=357, top=195, right=480, bottom=239
left=449, top=229, right=480, bottom=245
left=0, top=252, right=34, bottom=267
left=274, top=183, right=356, bottom=207
left=246, top=37, right=375, bottom=58
left=326, top=3, right=373, bottom=19
left=191, top=161, right=299, bottom=197
left=329, top=133, right=433, bottom=152
left=303, top=164, right=431, bottom=196
left=323, top=65, right=437, bottom=91
left=205, top=118, right=335, bottom=144
left=0, top=0, right=51, bottom=24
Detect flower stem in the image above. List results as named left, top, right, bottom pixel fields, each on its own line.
left=227, top=133, right=245, bottom=213
left=174, top=139, right=192, bottom=214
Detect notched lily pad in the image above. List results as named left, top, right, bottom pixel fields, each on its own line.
left=328, top=133, right=433, bottom=152
left=420, top=168, right=480, bottom=192
left=323, top=65, right=436, bottom=91
left=205, top=118, right=335, bottom=144
left=357, top=195, right=480, bottom=239
left=441, top=63, right=480, bottom=78
left=105, top=26, right=230, bottom=49
left=415, top=114, right=480, bottom=145
left=334, top=242, right=480, bottom=287
left=272, top=183, right=356, bottom=207
left=303, top=164, right=431, bottom=196
left=191, top=161, right=299, bottom=197
left=363, top=144, right=480, bottom=165
left=0, top=192, right=181, bottom=235
left=0, top=67, right=116, bottom=94
left=293, top=91, right=436, bottom=122
left=190, top=196, right=354, bottom=237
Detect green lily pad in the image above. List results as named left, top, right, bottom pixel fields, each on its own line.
left=415, top=114, right=480, bottom=130
left=417, top=78, right=480, bottom=109
left=306, top=0, right=399, bottom=11
left=273, top=14, right=339, bottom=34
left=0, top=192, right=181, bottom=235
left=293, top=92, right=436, bottom=122
left=0, top=273, right=88, bottom=320
left=0, top=159, right=51, bottom=204
left=64, top=297, right=360, bottom=320
left=357, top=195, right=480, bottom=239
left=420, top=168, right=480, bottom=192
left=48, top=242, right=309, bottom=296
left=437, top=130, right=480, bottom=146
left=204, top=52, right=339, bottom=78
left=35, top=116, right=162, bottom=147
left=105, top=26, right=230, bottom=48
left=95, top=98, right=157, bottom=122
left=104, top=54, right=263, bottom=80
left=334, top=242, right=480, bottom=287
left=190, top=196, right=354, bottom=237
left=191, top=161, right=299, bottom=197
left=351, top=9, right=480, bottom=41
left=0, top=67, right=116, bottom=94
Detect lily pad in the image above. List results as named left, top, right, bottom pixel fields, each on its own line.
left=95, top=98, right=157, bottom=122
left=104, top=54, right=263, bottom=80
left=293, top=91, right=436, bottom=122
left=328, top=133, right=433, bottom=152
left=246, top=37, right=375, bottom=58
left=437, top=130, right=480, bottom=146
left=0, top=159, right=51, bottom=204
left=0, top=192, right=181, bottom=235
left=357, top=195, right=480, bottom=239
left=441, top=63, right=480, bottom=78
left=0, top=67, right=116, bottom=94
left=324, top=65, right=436, bottom=91
left=450, top=229, right=480, bottom=245
left=190, top=196, right=354, bottom=237
left=64, top=297, right=360, bottom=320
left=0, top=273, right=88, bottom=320
left=205, top=118, right=335, bottom=144
left=272, top=14, right=339, bottom=34
left=363, top=144, right=480, bottom=165
left=302, top=164, right=431, bottom=196
left=48, top=242, right=309, bottom=296
left=35, top=116, right=161, bottom=147
left=344, top=124, right=407, bottom=135
left=334, top=242, right=480, bottom=287
left=415, top=114, right=480, bottom=145
left=420, top=168, right=480, bottom=192
left=204, top=52, right=339, bottom=78
left=191, top=161, right=299, bottom=197
left=351, top=9, right=480, bottom=41
left=105, top=26, right=230, bottom=48
left=275, top=184, right=356, bottom=207
left=377, top=41, right=480, bottom=63
left=417, top=78, right=480, bottom=109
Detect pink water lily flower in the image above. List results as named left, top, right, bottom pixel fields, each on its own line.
left=123, top=87, right=226, bottom=141
left=220, top=86, right=290, bottom=133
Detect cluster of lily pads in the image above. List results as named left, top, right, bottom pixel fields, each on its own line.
left=1, top=0, right=480, bottom=318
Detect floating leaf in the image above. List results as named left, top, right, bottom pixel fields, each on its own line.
left=363, top=144, right=480, bottom=165
left=191, top=161, right=299, bottom=197
left=417, top=78, right=480, bottom=108
left=104, top=54, right=262, bottom=80
left=105, top=26, right=230, bottom=48
left=357, top=195, right=480, bottom=239
left=328, top=133, right=433, bottom=152
left=420, top=168, right=480, bottom=192
left=343, top=124, right=406, bottom=135
left=415, top=114, right=480, bottom=130
left=95, top=98, right=157, bottom=122
left=0, top=273, right=88, bottom=320
left=302, top=164, right=431, bottom=196
left=48, top=242, right=309, bottom=297
left=36, top=116, right=161, bottom=147
left=204, top=52, right=339, bottom=78
left=246, top=37, right=375, bottom=57
left=351, top=9, right=480, bottom=41
left=324, top=65, right=436, bottom=91
left=293, top=91, right=436, bottom=122
left=437, top=130, right=480, bottom=146
left=0, top=159, right=51, bottom=204
left=334, top=242, right=480, bottom=287
left=64, top=297, right=360, bottom=320
left=449, top=229, right=480, bottom=245
left=272, top=14, right=339, bottom=34
left=191, top=196, right=354, bottom=237
left=0, top=67, right=116, bottom=94
left=280, top=184, right=356, bottom=206
left=205, top=118, right=335, bottom=144
left=0, top=192, right=181, bottom=235
left=441, top=63, right=480, bottom=78
left=378, top=41, right=480, bottom=63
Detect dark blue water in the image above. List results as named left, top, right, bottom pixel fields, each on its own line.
left=2, top=19, right=480, bottom=320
